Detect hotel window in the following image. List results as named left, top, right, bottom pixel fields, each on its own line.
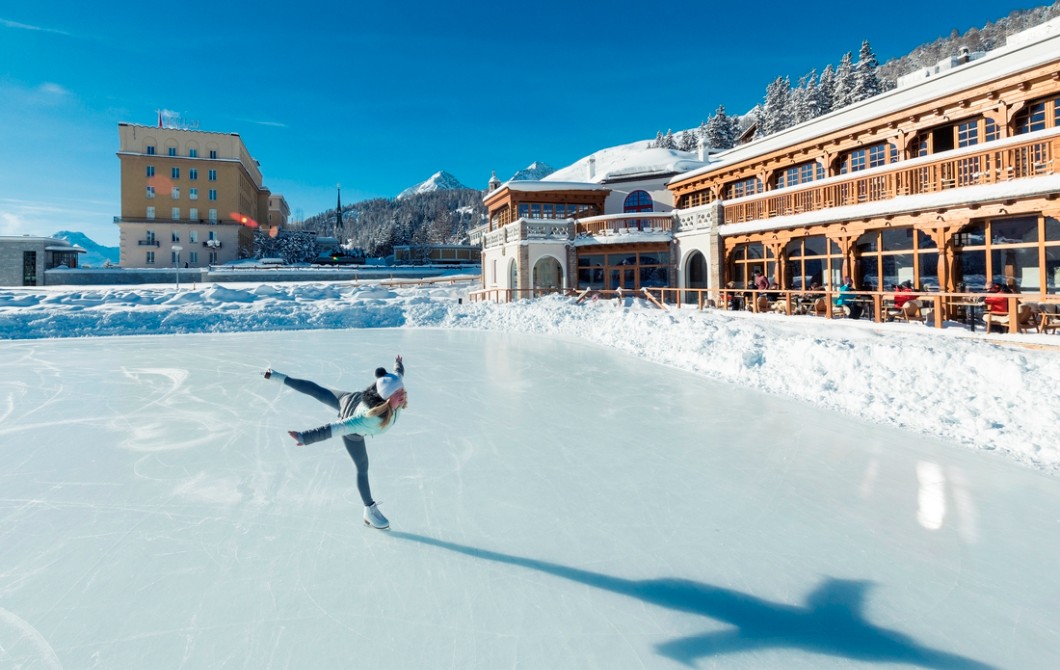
left=189, top=188, right=198, bottom=200
left=784, top=235, right=844, bottom=290
left=146, top=145, right=156, bottom=155
left=954, top=215, right=1060, bottom=293
left=171, top=168, right=179, bottom=180
left=985, top=118, right=1000, bottom=141
left=623, top=190, right=653, bottom=213
left=208, top=209, right=217, bottom=222
left=189, top=208, right=198, bottom=221
left=189, top=230, right=198, bottom=242
left=208, top=169, right=217, bottom=181
left=729, top=242, right=777, bottom=288
left=775, top=161, right=824, bottom=189
left=838, top=142, right=895, bottom=174
left=171, top=207, right=180, bottom=220
left=208, top=189, right=217, bottom=201
left=957, top=119, right=1002, bottom=147
left=189, top=149, right=198, bottom=158
left=725, top=176, right=762, bottom=199
left=167, top=147, right=177, bottom=157
left=1014, top=101, right=1048, bottom=134
left=171, top=187, right=180, bottom=199
left=146, top=165, right=155, bottom=177
left=209, top=150, right=217, bottom=159
left=189, top=168, right=198, bottom=180
left=146, top=206, right=155, bottom=219
left=188, top=251, right=198, bottom=264
left=146, top=252, right=155, bottom=264
left=171, top=231, right=180, bottom=242
left=856, top=228, right=939, bottom=291
left=146, top=186, right=155, bottom=199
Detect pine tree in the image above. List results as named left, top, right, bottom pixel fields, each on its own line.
left=833, top=51, right=855, bottom=110
left=678, top=130, right=698, bottom=152
left=761, top=76, right=792, bottom=135
left=816, top=64, right=836, bottom=116
left=663, top=129, right=677, bottom=149
left=851, top=40, right=882, bottom=102
left=704, top=105, right=736, bottom=150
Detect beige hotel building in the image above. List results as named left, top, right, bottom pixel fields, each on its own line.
left=116, top=123, right=287, bottom=268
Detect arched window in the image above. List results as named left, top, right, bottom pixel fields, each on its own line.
left=623, top=190, right=653, bottom=213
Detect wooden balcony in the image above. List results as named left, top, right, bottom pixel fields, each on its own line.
left=723, top=130, right=1060, bottom=225
left=574, top=213, right=675, bottom=237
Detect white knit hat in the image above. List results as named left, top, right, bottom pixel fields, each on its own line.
left=375, top=370, right=405, bottom=399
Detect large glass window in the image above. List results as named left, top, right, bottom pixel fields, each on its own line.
left=784, top=236, right=842, bottom=290
left=856, top=228, right=938, bottom=291
left=576, top=249, right=670, bottom=290
left=730, top=242, right=777, bottom=289
left=955, top=215, right=1058, bottom=293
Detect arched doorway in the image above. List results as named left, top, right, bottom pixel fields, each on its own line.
left=532, top=255, right=563, bottom=294
left=684, top=250, right=707, bottom=303
left=507, top=258, right=518, bottom=294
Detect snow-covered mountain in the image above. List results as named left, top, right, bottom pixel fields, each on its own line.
left=509, top=161, right=555, bottom=181
left=53, top=230, right=119, bottom=267
left=396, top=171, right=474, bottom=199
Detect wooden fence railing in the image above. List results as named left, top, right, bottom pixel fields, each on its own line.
left=724, top=132, right=1060, bottom=224
left=469, top=285, right=1058, bottom=335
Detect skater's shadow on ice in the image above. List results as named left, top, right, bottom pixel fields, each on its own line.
left=390, top=532, right=995, bottom=669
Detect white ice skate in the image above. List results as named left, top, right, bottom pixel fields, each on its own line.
left=363, top=502, right=390, bottom=530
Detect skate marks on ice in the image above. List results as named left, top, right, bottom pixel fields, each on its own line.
left=390, top=532, right=995, bottom=670
left=0, top=608, right=62, bottom=670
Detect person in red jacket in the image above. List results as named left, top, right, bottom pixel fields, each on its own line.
left=984, top=283, right=1010, bottom=315
left=893, top=280, right=916, bottom=310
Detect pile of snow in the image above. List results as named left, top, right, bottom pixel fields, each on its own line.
left=2, top=279, right=1057, bottom=473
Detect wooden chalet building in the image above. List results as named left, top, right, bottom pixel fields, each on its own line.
left=473, top=18, right=1060, bottom=312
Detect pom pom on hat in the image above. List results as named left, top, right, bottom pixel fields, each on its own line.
left=375, top=369, right=404, bottom=400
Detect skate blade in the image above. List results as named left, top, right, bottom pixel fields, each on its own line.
left=363, top=519, right=390, bottom=530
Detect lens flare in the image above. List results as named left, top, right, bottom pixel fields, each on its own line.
left=229, top=212, right=259, bottom=228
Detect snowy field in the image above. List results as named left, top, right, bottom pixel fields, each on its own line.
left=1, top=279, right=1059, bottom=669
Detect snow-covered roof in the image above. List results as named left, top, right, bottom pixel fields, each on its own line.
left=546, top=145, right=710, bottom=185
left=500, top=180, right=610, bottom=193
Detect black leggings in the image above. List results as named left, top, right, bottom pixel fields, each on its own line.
left=284, top=376, right=374, bottom=507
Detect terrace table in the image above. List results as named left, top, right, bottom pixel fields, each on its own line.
left=951, top=299, right=983, bottom=332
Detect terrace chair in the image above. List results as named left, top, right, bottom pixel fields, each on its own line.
left=1036, top=303, right=1060, bottom=334
left=812, top=297, right=828, bottom=317
left=892, top=299, right=923, bottom=324
left=753, top=295, right=772, bottom=313
left=984, top=303, right=1036, bottom=334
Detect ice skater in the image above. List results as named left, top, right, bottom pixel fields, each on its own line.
left=264, top=355, right=407, bottom=529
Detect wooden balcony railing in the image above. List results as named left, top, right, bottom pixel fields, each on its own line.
left=723, top=132, right=1060, bottom=225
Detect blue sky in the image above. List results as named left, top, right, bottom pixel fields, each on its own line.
left=0, top=0, right=1044, bottom=246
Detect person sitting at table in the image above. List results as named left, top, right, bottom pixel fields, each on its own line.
left=834, top=277, right=862, bottom=319
left=983, top=282, right=1014, bottom=332
left=722, top=281, right=744, bottom=311
left=893, top=280, right=916, bottom=310
left=984, top=282, right=1010, bottom=315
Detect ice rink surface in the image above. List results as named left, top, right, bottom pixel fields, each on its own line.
left=1, top=328, right=1057, bottom=669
